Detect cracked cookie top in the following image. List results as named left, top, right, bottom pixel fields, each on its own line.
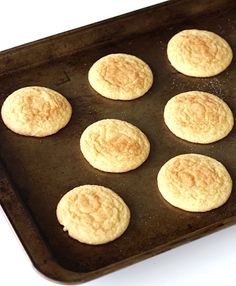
left=80, top=119, right=150, bottom=173
left=88, top=53, right=153, bottom=100
left=164, top=91, right=234, bottom=143
left=1, top=86, right=72, bottom=137
left=157, top=154, right=232, bottom=212
left=56, top=185, right=130, bottom=245
left=167, top=29, right=233, bottom=77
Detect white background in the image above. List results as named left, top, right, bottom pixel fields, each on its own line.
left=0, top=1, right=236, bottom=285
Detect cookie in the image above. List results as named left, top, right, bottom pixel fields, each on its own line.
left=157, top=154, right=232, bottom=212
left=88, top=53, right=153, bottom=100
left=1, top=86, right=72, bottom=137
left=167, top=29, right=233, bottom=77
left=56, top=185, right=130, bottom=245
left=80, top=119, right=150, bottom=173
left=164, top=91, right=234, bottom=144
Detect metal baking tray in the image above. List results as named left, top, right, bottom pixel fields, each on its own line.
left=1, top=0, right=236, bottom=283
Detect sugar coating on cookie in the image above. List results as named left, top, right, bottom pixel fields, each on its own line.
left=167, top=29, right=233, bottom=77
left=80, top=119, right=150, bottom=173
left=157, top=154, right=232, bottom=212
left=88, top=53, right=153, bottom=100
left=164, top=91, right=234, bottom=144
left=1, top=86, right=72, bottom=137
left=56, top=185, right=130, bottom=245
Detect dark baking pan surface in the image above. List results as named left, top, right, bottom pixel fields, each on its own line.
left=1, top=0, right=236, bottom=283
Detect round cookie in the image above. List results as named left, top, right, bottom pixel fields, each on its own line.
left=1, top=86, right=72, bottom=137
left=56, top=185, right=130, bottom=245
left=80, top=119, right=150, bottom=173
left=167, top=29, right=233, bottom=77
left=88, top=53, right=153, bottom=100
left=164, top=91, right=234, bottom=144
left=157, top=154, right=232, bottom=212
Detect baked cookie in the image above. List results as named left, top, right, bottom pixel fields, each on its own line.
left=1, top=86, right=72, bottom=137
left=88, top=53, right=153, bottom=100
left=56, top=185, right=130, bottom=245
left=80, top=119, right=150, bottom=173
left=164, top=91, right=234, bottom=143
left=167, top=29, right=233, bottom=77
left=157, top=154, right=232, bottom=212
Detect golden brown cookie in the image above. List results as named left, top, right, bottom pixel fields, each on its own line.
left=167, top=29, right=233, bottom=77
left=1, top=86, right=72, bottom=137
left=56, top=185, right=130, bottom=245
left=157, top=154, right=232, bottom=212
left=80, top=119, right=150, bottom=173
left=88, top=53, right=153, bottom=100
left=164, top=91, right=234, bottom=143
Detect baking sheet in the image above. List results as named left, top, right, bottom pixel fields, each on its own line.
left=0, top=0, right=236, bottom=283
